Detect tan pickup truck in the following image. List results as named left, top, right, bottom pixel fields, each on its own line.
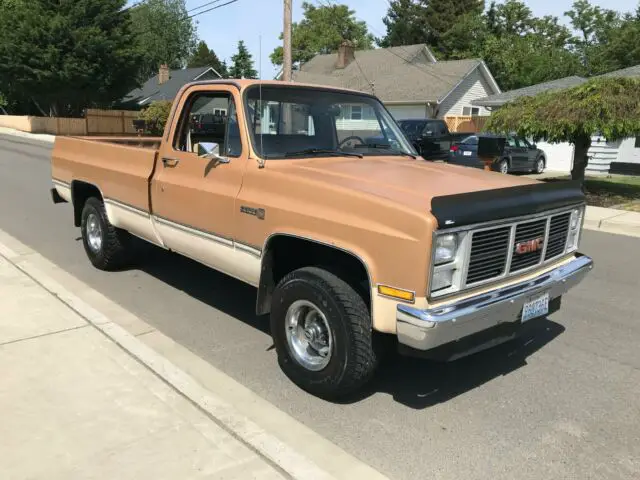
left=50, top=79, right=593, bottom=399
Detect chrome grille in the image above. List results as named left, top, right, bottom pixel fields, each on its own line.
left=510, top=219, right=547, bottom=272
left=466, top=227, right=511, bottom=284
left=463, top=210, right=575, bottom=287
left=545, top=213, right=571, bottom=260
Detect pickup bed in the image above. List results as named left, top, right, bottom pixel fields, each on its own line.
left=51, top=79, right=593, bottom=399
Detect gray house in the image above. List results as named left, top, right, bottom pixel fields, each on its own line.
left=121, top=64, right=222, bottom=108
left=291, top=42, right=501, bottom=121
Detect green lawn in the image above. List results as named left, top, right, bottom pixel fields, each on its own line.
left=543, top=175, right=640, bottom=209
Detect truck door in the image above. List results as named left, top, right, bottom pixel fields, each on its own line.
left=151, top=84, right=249, bottom=276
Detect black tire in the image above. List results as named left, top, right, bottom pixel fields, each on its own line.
left=535, top=156, right=545, bottom=174
left=80, top=197, right=131, bottom=271
left=270, top=267, right=378, bottom=399
left=496, top=158, right=509, bottom=174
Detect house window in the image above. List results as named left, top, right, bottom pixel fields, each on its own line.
left=635, top=136, right=640, bottom=148
left=214, top=108, right=227, bottom=116
left=351, top=105, right=362, bottom=120
left=462, top=106, right=480, bottom=116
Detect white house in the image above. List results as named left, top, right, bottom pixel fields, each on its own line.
left=291, top=42, right=501, bottom=127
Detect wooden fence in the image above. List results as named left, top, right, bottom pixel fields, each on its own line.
left=0, top=109, right=139, bottom=136
left=444, top=115, right=490, bottom=133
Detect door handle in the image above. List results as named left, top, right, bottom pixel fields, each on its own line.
left=162, top=157, right=180, bottom=168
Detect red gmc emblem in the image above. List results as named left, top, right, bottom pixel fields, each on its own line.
left=515, top=237, right=544, bottom=255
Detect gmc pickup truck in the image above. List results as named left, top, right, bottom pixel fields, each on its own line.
left=50, top=80, right=593, bottom=399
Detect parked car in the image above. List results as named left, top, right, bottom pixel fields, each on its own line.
left=397, top=118, right=473, bottom=160
left=49, top=79, right=591, bottom=399
left=448, top=134, right=546, bottom=174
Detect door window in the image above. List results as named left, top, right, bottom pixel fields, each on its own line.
left=174, top=92, right=241, bottom=157
left=515, top=138, right=530, bottom=148
left=506, top=137, right=517, bottom=147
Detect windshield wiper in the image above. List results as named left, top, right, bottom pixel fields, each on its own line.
left=354, top=143, right=417, bottom=159
left=283, top=148, right=363, bottom=159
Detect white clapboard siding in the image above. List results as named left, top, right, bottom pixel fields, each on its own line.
left=438, top=68, right=494, bottom=117
left=587, top=136, right=622, bottom=174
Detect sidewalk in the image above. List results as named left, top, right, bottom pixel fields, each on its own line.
left=0, top=126, right=55, bottom=143
left=0, top=255, right=291, bottom=479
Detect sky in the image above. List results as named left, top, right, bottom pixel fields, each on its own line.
left=132, top=0, right=640, bottom=79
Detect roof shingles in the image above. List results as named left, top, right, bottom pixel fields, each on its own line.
left=122, top=67, right=217, bottom=106
left=292, top=44, right=484, bottom=104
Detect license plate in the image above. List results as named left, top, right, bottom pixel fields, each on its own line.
left=522, top=292, right=550, bottom=323
left=463, top=151, right=472, bottom=156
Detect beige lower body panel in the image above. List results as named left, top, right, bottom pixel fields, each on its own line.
left=154, top=219, right=261, bottom=288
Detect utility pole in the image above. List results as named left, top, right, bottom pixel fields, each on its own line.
left=283, top=0, right=292, bottom=81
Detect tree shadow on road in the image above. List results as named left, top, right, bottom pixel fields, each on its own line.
left=131, top=240, right=566, bottom=409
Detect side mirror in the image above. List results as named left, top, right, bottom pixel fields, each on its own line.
left=531, top=143, right=537, bottom=149
left=197, top=142, right=229, bottom=164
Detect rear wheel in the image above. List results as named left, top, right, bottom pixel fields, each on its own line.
left=497, top=158, right=509, bottom=174
left=80, top=197, right=131, bottom=270
left=270, top=266, right=378, bottom=400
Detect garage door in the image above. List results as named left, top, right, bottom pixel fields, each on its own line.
left=386, top=105, right=427, bottom=120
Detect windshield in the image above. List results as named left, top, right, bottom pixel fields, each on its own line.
left=244, top=86, right=417, bottom=159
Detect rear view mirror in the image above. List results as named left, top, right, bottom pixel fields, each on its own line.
left=197, top=142, right=220, bottom=157
left=197, top=142, right=229, bottom=164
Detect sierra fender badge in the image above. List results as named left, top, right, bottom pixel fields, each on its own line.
left=240, top=206, right=265, bottom=220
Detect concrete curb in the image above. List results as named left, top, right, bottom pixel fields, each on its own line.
left=584, top=206, right=640, bottom=238
left=0, top=231, right=388, bottom=480
left=0, top=127, right=56, bottom=143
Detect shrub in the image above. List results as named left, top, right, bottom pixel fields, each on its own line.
left=137, top=100, right=173, bottom=135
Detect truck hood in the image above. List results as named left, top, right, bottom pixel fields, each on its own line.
left=279, top=156, right=537, bottom=212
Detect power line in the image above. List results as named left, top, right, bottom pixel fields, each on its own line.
left=186, top=0, right=238, bottom=19
left=187, top=0, right=223, bottom=14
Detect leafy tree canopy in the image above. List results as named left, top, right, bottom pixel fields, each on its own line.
left=270, top=1, right=374, bottom=67
left=486, top=77, right=640, bottom=180
left=0, top=0, right=142, bottom=116
left=188, top=40, right=228, bottom=77
left=137, top=100, right=173, bottom=135
left=130, top=0, right=198, bottom=81
left=229, top=41, right=258, bottom=79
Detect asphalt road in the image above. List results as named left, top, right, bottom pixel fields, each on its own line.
left=1, top=134, right=639, bottom=480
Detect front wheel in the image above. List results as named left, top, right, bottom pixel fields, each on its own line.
left=535, top=157, right=545, bottom=174
left=80, top=197, right=132, bottom=271
left=270, top=267, right=378, bottom=400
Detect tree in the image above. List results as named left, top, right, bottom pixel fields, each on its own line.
left=565, top=0, right=621, bottom=75
left=188, top=40, right=228, bottom=77
left=270, top=2, right=374, bottom=67
left=130, top=0, right=198, bottom=81
left=0, top=0, right=142, bottom=116
left=137, top=100, right=172, bottom=135
left=379, top=0, right=483, bottom=56
left=485, top=77, right=640, bottom=181
left=229, top=41, right=258, bottom=79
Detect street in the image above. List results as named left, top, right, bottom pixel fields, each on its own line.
left=1, top=134, right=639, bottom=479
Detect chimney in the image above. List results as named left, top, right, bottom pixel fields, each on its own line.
left=335, top=40, right=355, bottom=69
left=158, top=64, right=170, bottom=85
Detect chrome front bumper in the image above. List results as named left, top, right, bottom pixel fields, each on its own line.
left=397, top=255, right=593, bottom=354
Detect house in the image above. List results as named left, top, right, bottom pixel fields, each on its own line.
left=472, top=67, right=640, bottom=175
left=121, top=64, right=222, bottom=108
left=290, top=42, right=501, bottom=123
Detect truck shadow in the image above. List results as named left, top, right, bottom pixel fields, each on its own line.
left=132, top=241, right=565, bottom=409
left=349, top=319, right=565, bottom=409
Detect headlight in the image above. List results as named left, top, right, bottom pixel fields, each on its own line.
left=567, top=207, right=584, bottom=251
left=434, top=233, right=458, bottom=265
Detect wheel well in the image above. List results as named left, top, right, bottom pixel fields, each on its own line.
left=71, top=181, right=102, bottom=227
left=256, top=235, right=371, bottom=316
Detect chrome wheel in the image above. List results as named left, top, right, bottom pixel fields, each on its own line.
left=536, top=158, right=544, bottom=173
left=285, top=300, right=333, bottom=371
left=86, top=213, right=103, bottom=253
left=500, top=160, right=509, bottom=174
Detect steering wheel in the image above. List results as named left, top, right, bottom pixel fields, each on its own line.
left=338, top=135, right=366, bottom=149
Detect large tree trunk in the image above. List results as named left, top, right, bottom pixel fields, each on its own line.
left=571, top=135, right=592, bottom=182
